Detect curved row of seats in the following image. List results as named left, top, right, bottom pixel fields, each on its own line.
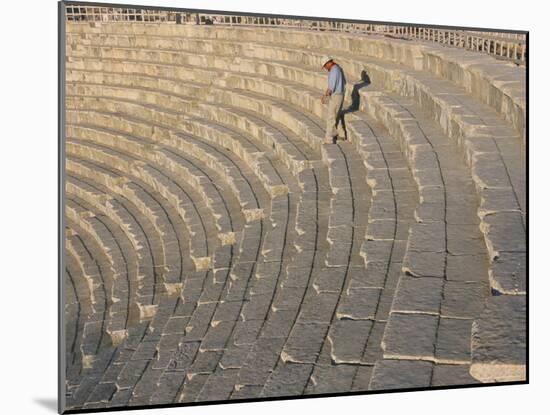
left=64, top=113, right=277, bottom=407
left=64, top=57, right=312, bottom=408
left=63, top=76, right=376, bottom=404
left=64, top=21, right=526, bottom=409
left=66, top=25, right=525, bottom=141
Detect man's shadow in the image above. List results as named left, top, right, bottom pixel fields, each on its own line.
left=333, top=70, right=370, bottom=143
left=343, top=70, right=371, bottom=115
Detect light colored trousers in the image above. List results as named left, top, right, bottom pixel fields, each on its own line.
left=325, top=93, right=346, bottom=140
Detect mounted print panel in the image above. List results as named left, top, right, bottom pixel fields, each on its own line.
left=59, top=1, right=527, bottom=413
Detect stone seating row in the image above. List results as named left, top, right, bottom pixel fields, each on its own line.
left=67, top=27, right=525, bottom=140
left=64, top=22, right=526, bottom=405
left=66, top=42, right=525, bottom=234
left=66, top=105, right=306, bottom=408
left=67, top=66, right=468, bottom=392
left=67, top=53, right=525, bottom=255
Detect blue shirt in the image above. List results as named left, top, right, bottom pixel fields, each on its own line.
left=328, top=64, right=346, bottom=95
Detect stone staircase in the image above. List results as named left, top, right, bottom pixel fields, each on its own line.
left=63, top=21, right=526, bottom=410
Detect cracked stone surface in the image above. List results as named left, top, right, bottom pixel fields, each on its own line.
left=62, top=16, right=526, bottom=412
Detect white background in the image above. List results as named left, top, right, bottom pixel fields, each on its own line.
left=0, top=0, right=543, bottom=413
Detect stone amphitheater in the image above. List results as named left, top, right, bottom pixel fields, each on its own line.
left=62, top=11, right=527, bottom=412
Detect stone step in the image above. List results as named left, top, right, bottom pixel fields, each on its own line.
left=68, top=154, right=213, bottom=268
left=169, top=182, right=302, bottom=402
left=67, top=79, right=380, bottom=256
left=66, top=50, right=521, bottom=272
left=131, top=201, right=292, bottom=404
left=69, top=88, right=324, bottom=228
left=270, top=135, right=401, bottom=392
left=62, top=21, right=526, bottom=406
left=66, top=36, right=524, bottom=141
left=66, top=45, right=525, bottom=224
left=66, top=23, right=525, bottom=137
left=356, top=87, right=526, bottom=296
left=470, top=295, right=526, bottom=382
left=194, top=102, right=316, bottom=175
left=66, top=230, right=106, bottom=315
left=66, top=61, right=406, bottom=400
left=66, top=69, right=206, bottom=104
left=67, top=146, right=195, bottom=289
left=313, top=114, right=418, bottom=378
left=68, top=46, right=525, bottom=217
left=66, top=174, right=160, bottom=272
left=241, top=40, right=524, bottom=141
left=355, top=90, right=524, bottom=378
left=188, top=165, right=324, bottom=400
left=67, top=59, right=521, bottom=237
left=102, top=295, right=181, bottom=407
left=66, top=201, right=129, bottom=303
left=67, top=171, right=195, bottom=289
left=226, top=160, right=367, bottom=400
left=353, top=93, right=493, bottom=382
left=64, top=87, right=484, bottom=400
left=65, top=58, right=328, bottom=152
left=65, top=215, right=126, bottom=379
left=66, top=96, right=289, bottom=200
left=166, top=134, right=264, bottom=220
left=66, top=78, right=314, bottom=177
left=187, top=190, right=307, bottom=402
left=66, top=92, right=338, bottom=260
left=67, top=137, right=302, bottom=406
left=65, top=247, right=100, bottom=367
left=66, top=124, right=241, bottom=249
left=173, top=123, right=288, bottom=199
left=66, top=140, right=222, bottom=273
left=95, top=229, right=268, bottom=406
left=66, top=198, right=150, bottom=331
left=64, top=268, right=80, bottom=369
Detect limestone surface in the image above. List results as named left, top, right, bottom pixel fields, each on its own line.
left=62, top=16, right=526, bottom=412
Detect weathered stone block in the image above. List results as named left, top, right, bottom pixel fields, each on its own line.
left=479, top=187, right=520, bottom=216
left=407, top=221, right=446, bottom=253
left=298, top=291, right=340, bottom=323
left=472, top=153, right=512, bottom=189
left=360, top=239, right=393, bottom=265
left=328, top=319, right=373, bottom=364
left=280, top=322, right=328, bottom=364
left=306, top=364, right=357, bottom=394
left=337, top=288, right=381, bottom=320
left=431, top=364, right=479, bottom=386
left=489, top=252, right=526, bottom=295
left=369, top=359, right=433, bottom=390
left=365, top=219, right=396, bottom=240
left=392, top=276, right=443, bottom=314
left=402, top=250, right=445, bottom=278
left=446, top=253, right=489, bottom=282
left=261, top=362, right=313, bottom=397
left=480, top=211, right=526, bottom=259
left=414, top=202, right=445, bottom=223
left=447, top=224, right=487, bottom=256
left=325, top=243, right=353, bottom=267
left=441, top=281, right=487, bottom=319
left=435, top=317, right=473, bottom=364
left=312, top=266, right=347, bottom=293
left=470, top=295, right=526, bottom=382
left=382, top=313, right=438, bottom=360
left=197, top=368, right=240, bottom=402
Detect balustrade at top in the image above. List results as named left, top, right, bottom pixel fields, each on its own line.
left=65, top=5, right=527, bottom=65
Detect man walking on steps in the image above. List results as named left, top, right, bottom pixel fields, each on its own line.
left=321, top=56, right=347, bottom=144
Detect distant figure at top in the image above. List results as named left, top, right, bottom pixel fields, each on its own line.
left=321, top=56, right=347, bottom=143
